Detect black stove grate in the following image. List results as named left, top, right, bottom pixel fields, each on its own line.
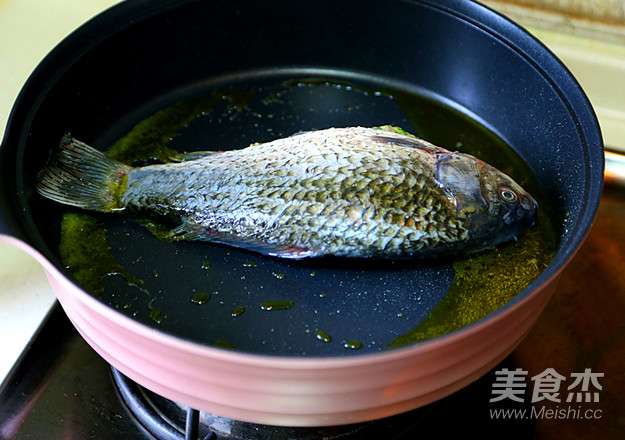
left=110, top=367, right=428, bottom=440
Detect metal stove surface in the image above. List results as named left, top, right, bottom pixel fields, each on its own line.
left=0, top=303, right=531, bottom=440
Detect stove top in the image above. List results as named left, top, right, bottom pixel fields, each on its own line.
left=0, top=303, right=532, bottom=440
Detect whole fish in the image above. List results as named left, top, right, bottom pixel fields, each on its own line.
left=37, top=126, right=537, bottom=259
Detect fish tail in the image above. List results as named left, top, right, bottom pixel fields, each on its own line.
left=37, top=135, right=131, bottom=212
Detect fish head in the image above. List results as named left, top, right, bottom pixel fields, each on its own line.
left=434, top=152, right=538, bottom=251
left=476, top=161, right=538, bottom=239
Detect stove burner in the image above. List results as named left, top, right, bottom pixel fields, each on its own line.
left=111, top=367, right=428, bottom=440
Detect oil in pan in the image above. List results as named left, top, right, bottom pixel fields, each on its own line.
left=56, top=73, right=556, bottom=356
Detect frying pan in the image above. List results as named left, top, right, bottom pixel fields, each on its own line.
left=0, top=0, right=603, bottom=427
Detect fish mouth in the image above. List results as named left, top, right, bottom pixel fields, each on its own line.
left=519, top=191, right=538, bottom=220
left=522, top=193, right=539, bottom=213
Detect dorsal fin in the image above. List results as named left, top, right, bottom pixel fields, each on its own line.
left=370, top=134, right=449, bottom=154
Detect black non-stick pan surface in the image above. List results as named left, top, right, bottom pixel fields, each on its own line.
left=0, top=0, right=603, bottom=357
left=43, top=73, right=468, bottom=357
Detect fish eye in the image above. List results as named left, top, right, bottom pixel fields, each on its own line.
left=498, top=187, right=518, bottom=203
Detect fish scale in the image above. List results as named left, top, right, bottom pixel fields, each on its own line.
left=124, top=132, right=461, bottom=254
left=37, top=126, right=538, bottom=259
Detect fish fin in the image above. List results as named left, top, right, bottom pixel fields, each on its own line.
left=371, top=134, right=447, bottom=153
left=290, top=130, right=314, bottom=136
left=374, top=125, right=414, bottom=136
left=169, top=221, right=320, bottom=259
left=37, top=135, right=131, bottom=212
left=168, top=150, right=222, bottom=162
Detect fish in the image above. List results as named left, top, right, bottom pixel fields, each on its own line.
left=36, top=126, right=537, bottom=259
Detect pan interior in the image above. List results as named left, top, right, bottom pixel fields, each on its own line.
left=40, top=70, right=555, bottom=357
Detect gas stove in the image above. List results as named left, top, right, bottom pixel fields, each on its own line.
left=0, top=303, right=531, bottom=440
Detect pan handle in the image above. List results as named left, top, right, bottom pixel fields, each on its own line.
left=605, top=150, right=625, bottom=187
